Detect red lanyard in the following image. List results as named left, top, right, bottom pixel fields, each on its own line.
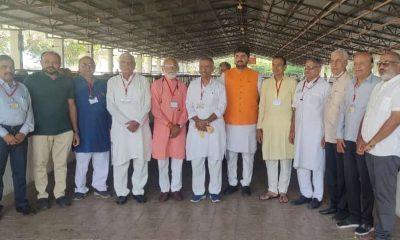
left=353, top=81, right=360, bottom=102
left=87, top=81, right=94, bottom=97
left=164, top=77, right=178, bottom=96
left=121, top=73, right=135, bottom=96
left=275, top=79, right=283, bottom=98
left=300, top=78, right=319, bottom=100
left=0, top=82, right=19, bottom=98
left=200, top=82, right=205, bottom=100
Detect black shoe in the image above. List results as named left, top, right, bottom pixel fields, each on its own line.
left=336, top=218, right=360, bottom=229
left=307, top=198, right=322, bottom=209
left=36, top=198, right=50, bottom=211
left=0, top=204, right=3, bottom=216
left=73, top=192, right=87, bottom=201
left=355, top=224, right=374, bottom=236
left=116, top=196, right=128, bottom=205
left=290, top=195, right=312, bottom=205
left=319, top=207, right=337, bottom=215
left=94, top=189, right=112, bottom=199
left=133, top=195, right=147, bottom=203
left=223, top=185, right=239, bottom=195
left=56, top=196, right=71, bottom=208
left=16, top=205, right=32, bottom=215
left=333, top=211, right=349, bottom=221
left=241, top=186, right=251, bottom=197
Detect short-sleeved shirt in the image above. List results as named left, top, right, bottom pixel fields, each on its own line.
left=24, top=71, right=74, bottom=135
left=361, top=74, right=400, bottom=157
left=73, top=76, right=111, bottom=153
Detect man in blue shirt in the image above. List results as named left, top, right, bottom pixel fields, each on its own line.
left=336, top=52, right=379, bottom=236
left=0, top=55, right=34, bottom=215
left=73, top=56, right=111, bottom=200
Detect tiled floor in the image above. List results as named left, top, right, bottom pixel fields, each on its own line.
left=0, top=150, right=399, bottom=240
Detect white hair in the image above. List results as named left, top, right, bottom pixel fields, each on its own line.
left=331, top=49, right=349, bottom=61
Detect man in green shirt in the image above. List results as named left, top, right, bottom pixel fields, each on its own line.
left=25, top=51, right=79, bottom=210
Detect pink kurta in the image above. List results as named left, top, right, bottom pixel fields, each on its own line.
left=151, top=77, right=188, bottom=160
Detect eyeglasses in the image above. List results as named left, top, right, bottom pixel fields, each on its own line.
left=377, top=61, right=400, bottom=67
left=81, top=63, right=95, bottom=68
left=304, top=66, right=320, bottom=70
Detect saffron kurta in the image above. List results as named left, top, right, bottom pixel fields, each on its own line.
left=186, top=78, right=227, bottom=161
left=257, top=76, right=296, bottom=160
left=292, top=77, right=330, bottom=171
left=151, top=77, right=188, bottom=160
left=106, top=74, right=152, bottom=166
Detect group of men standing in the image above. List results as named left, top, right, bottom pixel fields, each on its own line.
left=0, top=46, right=400, bottom=239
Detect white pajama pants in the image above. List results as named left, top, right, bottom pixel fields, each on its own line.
left=191, top=157, right=222, bottom=195
left=157, top=158, right=183, bottom=193
left=113, top=158, right=148, bottom=196
left=75, top=152, right=110, bottom=193
left=226, top=150, right=254, bottom=187
left=297, top=167, right=324, bottom=201
left=266, top=159, right=292, bottom=194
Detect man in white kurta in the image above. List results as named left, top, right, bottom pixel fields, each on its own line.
left=291, top=58, right=330, bottom=209
left=106, top=53, right=152, bottom=204
left=186, top=57, right=227, bottom=203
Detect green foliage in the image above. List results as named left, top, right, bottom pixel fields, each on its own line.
left=0, top=31, right=10, bottom=54
left=23, top=31, right=54, bottom=59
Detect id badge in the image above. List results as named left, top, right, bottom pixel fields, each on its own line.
left=121, top=97, right=133, bottom=103
left=348, top=104, right=355, bottom=113
left=89, top=97, right=99, bottom=104
left=272, top=99, right=281, bottom=106
left=9, top=102, right=19, bottom=109
left=170, top=101, right=178, bottom=108
left=196, top=102, right=205, bottom=109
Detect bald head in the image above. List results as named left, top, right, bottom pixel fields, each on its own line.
left=353, top=52, right=373, bottom=81
left=162, top=57, right=179, bottom=80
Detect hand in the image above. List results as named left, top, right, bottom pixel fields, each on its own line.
left=321, top=137, right=326, bottom=148
left=356, top=137, right=366, bottom=155
left=256, top=129, right=263, bottom=143
left=289, top=130, right=295, bottom=144
left=169, top=124, right=181, bottom=138
left=336, top=139, right=346, bottom=153
left=14, top=133, right=26, bottom=144
left=364, top=140, right=376, bottom=153
left=72, top=132, right=80, bottom=147
left=126, top=120, right=140, bottom=133
left=195, top=120, right=208, bottom=132
left=3, top=134, right=18, bottom=145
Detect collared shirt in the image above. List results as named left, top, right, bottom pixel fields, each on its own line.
left=336, top=74, right=379, bottom=142
left=361, top=74, right=400, bottom=157
left=324, top=71, right=352, bottom=143
left=73, top=76, right=111, bottom=153
left=0, top=78, right=34, bottom=137
left=24, top=71, right=74, bottom=135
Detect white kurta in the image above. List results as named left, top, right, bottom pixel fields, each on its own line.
left=292, top=77, right=330, bottom=171
left=106, top=74, right=152, bottom=166
left=185, top=78, right=227, bottom=161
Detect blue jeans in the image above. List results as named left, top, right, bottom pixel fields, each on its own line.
left=0, top=125, right=28, bottom=208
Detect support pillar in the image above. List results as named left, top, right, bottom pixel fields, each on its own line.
left=135, top=54, right=143, bottom=74
left=107, top=48, right=113, bottom=73
left=53, top=38, right=65, bottom=67
left=10, top=30, right=23, bottom=69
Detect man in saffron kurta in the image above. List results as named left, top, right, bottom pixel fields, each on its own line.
left=151, top=57, right=188, bottom=202
left=257, top=56, right=296, bottom=203
left=223, top=45, right=262, bottom=197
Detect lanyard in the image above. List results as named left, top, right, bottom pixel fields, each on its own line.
left=121, top=73, right=135, bottom=96
left=87, top=80, right=94, bottom=97
left=0, top=82, right=19, bottom=98
left=201, top=82, right=205, bottom=100
left=352, top=81, right=360, bottom=102
left=275, top=78, right=283, bottom=98
left=300, top=78, right=319, bottom=101
left=164, top=77, right=178, bottom=97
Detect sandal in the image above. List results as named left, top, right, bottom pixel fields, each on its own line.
left=259, top=191, right=279, bottom=200
left=279, top=193, right=289, bottom=203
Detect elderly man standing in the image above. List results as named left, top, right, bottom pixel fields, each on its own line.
left=25, top=51, right=79, bottom=209
left=320, top=49, right=352, bottom=218
left=291, top=58, right=330, bottom=209
left=151, top=57, right=188, bottom=202
left=336, top=52, right=378, bottom=235
left=73, top=56, right=111, bottom=200
left=186, top=57, right=227, bottom=203
left=256, top=56, right=296, bottom=203
left=223, top=45, right=262, bottom=197
left=107, top=53, right=151, bottom=205
left=0, top=55, right=34, bottom=215
left=358, top=51, right=400, bottom=240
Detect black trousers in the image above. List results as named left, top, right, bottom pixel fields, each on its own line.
left=325, top=142, right=347, bottom=212
left=0, top=125, right=29, bottom=208
left=343, top=141, right=374, bottom=225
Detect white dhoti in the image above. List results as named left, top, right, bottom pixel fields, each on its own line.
left=113, top=158, right=148, bottom=196
left=191, top=157, right=222, bottom=195
left=297, top=167, right=324, bottom=201
left=75, top=152, right=110, bottom=193
left=266, top=159, right=292, bottom=194
left=157, top=158, right=183, bottom=193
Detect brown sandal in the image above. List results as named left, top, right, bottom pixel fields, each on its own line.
left=259, top=191, right=279, bottom=200
left=279, top=193, right=289, bottom=203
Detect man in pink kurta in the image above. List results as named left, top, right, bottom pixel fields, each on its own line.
left=151, top=57, right=188, bottom=202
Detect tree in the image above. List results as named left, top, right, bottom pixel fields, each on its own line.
left=0, top=30, right=10, bottom=54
